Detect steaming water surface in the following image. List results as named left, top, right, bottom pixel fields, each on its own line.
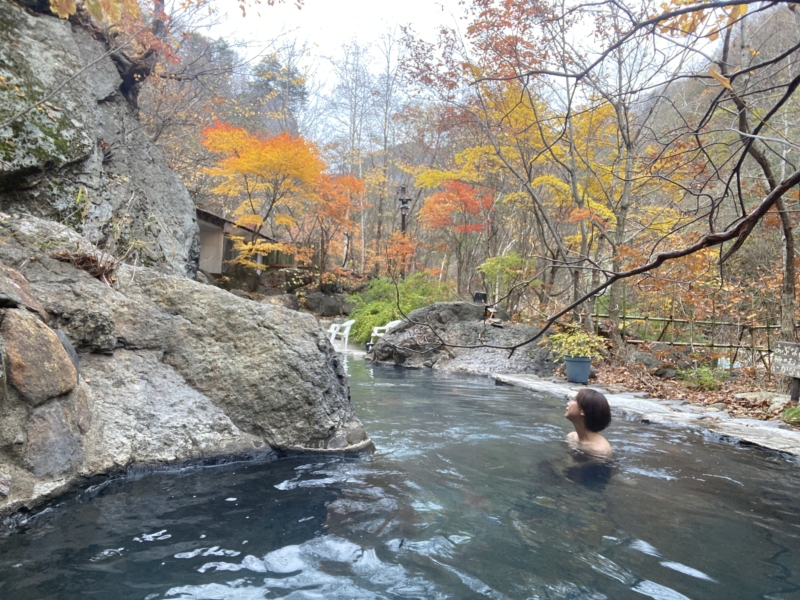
left=1, top=358, right=800, bottom=599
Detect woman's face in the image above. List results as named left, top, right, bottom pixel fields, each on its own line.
left=565, top=398, right=582, bottom=421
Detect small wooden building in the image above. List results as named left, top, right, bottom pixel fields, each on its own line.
left=196, top=208, right=284, bottom=276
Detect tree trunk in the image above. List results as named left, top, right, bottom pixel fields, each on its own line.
left=342, top=231, right=351, bottom=269
left=607, top=256, right=624, bottom=348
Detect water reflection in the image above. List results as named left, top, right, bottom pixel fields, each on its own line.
left=0, top=357, right=799, bottom=599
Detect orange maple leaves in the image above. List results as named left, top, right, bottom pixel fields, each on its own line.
left=384, top=232, right=418, bottom=279
left=201, top=122, right=324, bottom=188
left=201, top=121, right=324, bottom=224
left=201, top=121, right=364, bottom=273
left=316, top=174, right=364, bottom=225
left=418, top=180, right=493, bottom=234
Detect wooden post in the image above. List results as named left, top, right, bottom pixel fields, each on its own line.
left=657, top=319, right=670, bottom=342
left=728, top=335, right=735, bottom=374
left=766, top=322, right=772, bottom=378
left=732, top=325, right=745, bottom=368
left=710, top=296, right=716, bottom=357
left=670, top=285, right=675, bottom=346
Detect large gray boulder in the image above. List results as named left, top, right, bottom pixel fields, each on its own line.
left=368, top=302, right=556, bottom=375
left=0, top=1, right=198, bottom=276
left=303, top=291, right=355, bottom=317
left=0, top=214, right=371, bottom=520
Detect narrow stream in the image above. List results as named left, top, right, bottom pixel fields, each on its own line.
left=1, top=358, right=800, bottom=599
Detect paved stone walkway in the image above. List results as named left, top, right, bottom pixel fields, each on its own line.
left=493, top=374, right=800, bottom=456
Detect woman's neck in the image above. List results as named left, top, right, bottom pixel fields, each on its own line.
left=571, top=418, right=592, bottom=442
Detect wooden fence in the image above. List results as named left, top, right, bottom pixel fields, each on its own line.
left=591, top=307, right=790, bottom=377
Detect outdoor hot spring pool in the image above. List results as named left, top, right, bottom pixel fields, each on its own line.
left=1, top=358, right=800, bottom=599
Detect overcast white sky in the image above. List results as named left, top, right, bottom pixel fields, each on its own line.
left=208, top=0, right=464, bottom=64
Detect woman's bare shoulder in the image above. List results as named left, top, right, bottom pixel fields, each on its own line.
left=566, top=432, right=612, bottom=457
left=585, top=435, right=612, bottom=456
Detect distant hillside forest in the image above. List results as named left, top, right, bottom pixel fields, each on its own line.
left=37, top=0, right=800, bottom=352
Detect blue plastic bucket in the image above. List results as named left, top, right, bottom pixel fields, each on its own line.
left=564, top=356, right=591, bottom=384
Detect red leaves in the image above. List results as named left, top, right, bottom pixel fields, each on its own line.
left=567, top=207, right=592, bottom=223
left=419, top=180, right=493, bottom=233
left=463, top=0, right=548, bottom=72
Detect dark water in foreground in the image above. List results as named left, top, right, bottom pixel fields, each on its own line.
left=2, top=359, right=800, bottom=599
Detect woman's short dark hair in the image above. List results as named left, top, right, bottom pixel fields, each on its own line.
left=575, top=388, right=611, bottom=432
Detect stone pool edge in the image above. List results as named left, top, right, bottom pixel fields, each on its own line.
left=492, top=373, right=800, bottom=457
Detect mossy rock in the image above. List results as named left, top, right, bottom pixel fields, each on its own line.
left=0, top=2, right=94, bottom=178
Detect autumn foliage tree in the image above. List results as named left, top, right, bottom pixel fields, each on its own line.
left=313, top=174, right=364, bottom=277
left=383, top=231, right=417, bottom=281
left=417, top=180, right=494, bottom=295
left=400, top=0, right=800, bottom=358
left=201, top=121, right=324, bottom=269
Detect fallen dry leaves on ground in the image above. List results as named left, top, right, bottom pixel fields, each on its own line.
left=590, top=364, right=785, bottom=421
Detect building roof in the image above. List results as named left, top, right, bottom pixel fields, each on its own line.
left=196, top=208, right=276, bottom=243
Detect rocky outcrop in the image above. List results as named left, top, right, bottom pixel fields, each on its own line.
left=0, top=214, right=371, bottom=520
left=303, top=291, right=355, bottom=317
left=368, top=302, right=556, bottom=376
left=0, top=1, right=198, bottom=276
left=260, top=294, right=300, bottom=311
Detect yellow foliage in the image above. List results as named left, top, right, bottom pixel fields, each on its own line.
left=585, top=196, right=617, bottom=228
left=636, top=206, right=683, bottom=235
left=235, top=214, right=264, bottom=229
left=202, top=123, right=323, bottom=233
left=364, top=167, right=388, bottom=190
left=416, top=168, right=461, bottom=189
left=120, top=0, right=140, bottom=18
left=709, top=69, right=733, bottom=91
left=227, top=237, right=286, bottom=270
left=416, top=146, right=507, bottom=189
left=396, top=162, right=427, bottom=178
left=230, top=237, right=283, bottom=256
left=273, top=213, right=297, bottom=227
left=50, top=0, right=76, bottom=18
left=531, top=175, right=573, bottom=207
left=52, top=0, right=140, bottom=22
left=657, top=1, right=747, bottom=40
left=501, top=191, right=532, bottom=207
left=563, top=233, right=585, bottom=248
